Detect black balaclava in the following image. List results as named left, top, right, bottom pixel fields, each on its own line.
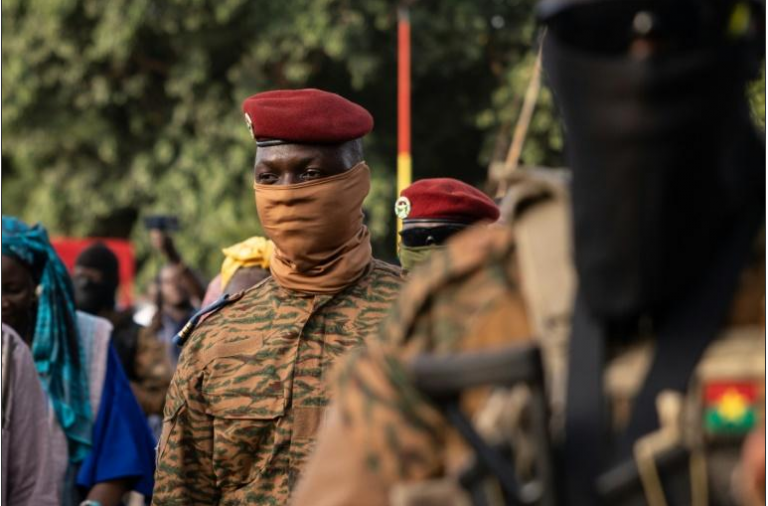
left=541, top=1, right=765, bottom=502
left=73, top=242, right=119, bottom=314
left=543, top=16, right=763, bottom=324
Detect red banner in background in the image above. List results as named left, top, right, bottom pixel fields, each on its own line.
left=51, top=238, right=135, bottom=308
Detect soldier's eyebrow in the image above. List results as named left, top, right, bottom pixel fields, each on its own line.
left=255, top=154, right=320, bottom=172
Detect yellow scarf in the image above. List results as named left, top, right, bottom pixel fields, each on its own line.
left=220, top=236, right=274, bottom=288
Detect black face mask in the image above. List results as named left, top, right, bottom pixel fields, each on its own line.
left=543, top=34, right=763, bottom=324
left=73, top=275, right=116, bottom=315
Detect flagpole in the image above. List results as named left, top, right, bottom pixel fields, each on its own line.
left=396, top=4, right=412, bottom=247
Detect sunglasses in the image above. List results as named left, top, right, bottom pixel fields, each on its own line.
left=399, top=225, right=468, bottom=247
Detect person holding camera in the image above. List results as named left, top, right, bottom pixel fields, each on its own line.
left=144, top=225, right=206, bottom=367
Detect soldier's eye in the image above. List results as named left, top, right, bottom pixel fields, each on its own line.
left=257, top=173, right=279, bottom=185
left=302, top=169, right=322, bottom=181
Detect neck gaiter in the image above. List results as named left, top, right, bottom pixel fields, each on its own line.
left=543, top=34, right=762, bottom=323
left=254, top=162, right=373, bottom=294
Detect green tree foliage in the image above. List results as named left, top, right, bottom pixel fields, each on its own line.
left=6, top=0, right=760, bottom=288
left=3, top=0, right=555, bottom=286
left=749, top=65, right=766, bottom=130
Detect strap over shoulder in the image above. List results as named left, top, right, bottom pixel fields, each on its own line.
left=505, top=168, right=575, bottom=428
left=173, top=291, right=246, bottom=348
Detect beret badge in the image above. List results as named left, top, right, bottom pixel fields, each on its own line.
left=244, top=113, right=255, bottom=139
left=394, top=196, right=412, bottom=220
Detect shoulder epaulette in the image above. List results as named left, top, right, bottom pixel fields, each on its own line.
left=173, top=291, right=245, bottom=348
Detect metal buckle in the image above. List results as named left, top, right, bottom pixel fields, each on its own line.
left=632, top=391, right=684, bottom=506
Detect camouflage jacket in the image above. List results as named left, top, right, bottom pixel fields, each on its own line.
left=291, top=226, right=530, bottom=506
left=292, top=220, right=765, bottom=506
left=152, top=259, right=402, bottom=505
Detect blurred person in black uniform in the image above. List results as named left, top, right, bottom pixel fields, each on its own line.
left=541, top=0, right=767, bottom=503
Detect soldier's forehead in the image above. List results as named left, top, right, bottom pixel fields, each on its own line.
left=255, top=143, right=343, bottom=163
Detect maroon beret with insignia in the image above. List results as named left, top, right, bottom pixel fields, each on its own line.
left=395, top=178, right=500, bottom=224
left=242, top=88, right=373, bottom=147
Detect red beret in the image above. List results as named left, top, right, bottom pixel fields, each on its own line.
left=242, top=88, right=373, bottom=146
left=395, top=178, right=500, bottom=224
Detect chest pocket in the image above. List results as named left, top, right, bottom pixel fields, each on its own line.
left=204, top=348, right=291, bottom=491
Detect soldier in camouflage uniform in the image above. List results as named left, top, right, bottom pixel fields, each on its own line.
left=395, top=178, right=500, bottom=275
left=292, top=1, right=766, bottom=504
left=152, top=89, right=403, bottom=505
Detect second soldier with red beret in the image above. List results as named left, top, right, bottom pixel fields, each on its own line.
left=153, top=89, right=403, bottom=504
left=395, top=178, right=499, bottom=273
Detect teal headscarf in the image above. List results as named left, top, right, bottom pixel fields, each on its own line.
left=1, top=216, right=92, bottom=462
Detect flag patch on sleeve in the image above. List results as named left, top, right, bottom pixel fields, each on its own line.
left=703, top=381, right=758, bottom=435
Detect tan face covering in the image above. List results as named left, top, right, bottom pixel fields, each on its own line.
left=254, top=162, right=373, bottom=294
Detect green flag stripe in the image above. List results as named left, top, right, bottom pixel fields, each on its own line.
left=704, top=407, right=756, bottom=434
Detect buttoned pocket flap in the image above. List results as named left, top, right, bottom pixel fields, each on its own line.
left=203, top=356, right=286, bottom=420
